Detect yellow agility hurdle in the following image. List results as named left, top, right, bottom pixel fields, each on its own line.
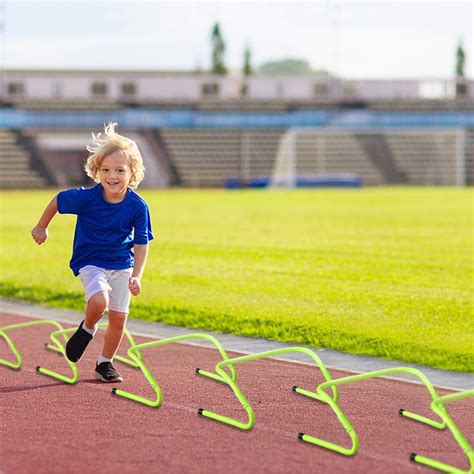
left=41, top=322, right=143, bottom=383
left=0, top=319, right=77, bottom=382
left=112, top=333, right=237, bottom=408
left=0, top=319, right=142, bottom=384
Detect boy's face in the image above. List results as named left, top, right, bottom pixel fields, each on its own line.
left=99, top=150, right=133, bottom=202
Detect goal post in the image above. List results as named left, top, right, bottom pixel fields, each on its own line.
left=269, top=129, right=298, bottom=188
left=269, top=128, right=362, bottom=188
left=268, top=128, right=467, bottom=188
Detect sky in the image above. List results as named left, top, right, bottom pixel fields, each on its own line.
left=1, top=0, right=472, bottom=79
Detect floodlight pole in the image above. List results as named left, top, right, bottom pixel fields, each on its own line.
left=0, top=0, right=5, bottom=102
left=288, top=129, right=297, bottom=188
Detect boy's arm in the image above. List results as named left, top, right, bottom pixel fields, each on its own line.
left=129, top=243, right=149, bottom=296
left=31, top=195, right=58, bottom=245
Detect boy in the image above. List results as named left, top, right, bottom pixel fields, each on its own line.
left=31, top=123, right=153, bottom=383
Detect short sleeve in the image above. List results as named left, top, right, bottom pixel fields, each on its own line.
left=133, top=203, right=154, bottom=245
left=57, top=188, right=82, bottom=215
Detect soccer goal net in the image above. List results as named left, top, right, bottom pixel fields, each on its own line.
left=269, top=128, right=466, bottom=187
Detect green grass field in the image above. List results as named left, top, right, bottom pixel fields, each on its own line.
left=1, top=187, right=473, bottom=372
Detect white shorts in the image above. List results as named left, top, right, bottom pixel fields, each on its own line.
left=79, top=265, right=133, bottom=314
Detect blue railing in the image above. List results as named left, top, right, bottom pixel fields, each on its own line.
left=1, top=108, right=473, bottom=129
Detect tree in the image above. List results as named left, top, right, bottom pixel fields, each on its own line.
left=455, top=40, right=467, bottom=97
left=257, top=58, right=314, bottom=75
left=243, top=46, right=252, bottom=76
left=456, top=40, right=465, bottom=78
left=211, top=22, right=227, bottom=75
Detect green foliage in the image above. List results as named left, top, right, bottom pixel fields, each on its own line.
left=258, top=58, right=314, bottom=76
left=456, top=40, right=465, bottom=78
left=211, top=22, right=227, bottom=75
left=243, top=46, right=252, bottom=76
left=455, top=40, right=468, bottom=97
left=1, top=188, right=472, bottom=372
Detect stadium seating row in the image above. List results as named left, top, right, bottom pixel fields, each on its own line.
left=0, top=128, right=472, bottom=188
left=7, top=98, right=474, bottom=112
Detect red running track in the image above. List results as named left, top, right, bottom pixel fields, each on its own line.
left=0, top=312, right=472, bottom=474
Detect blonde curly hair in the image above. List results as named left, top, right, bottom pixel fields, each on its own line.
left=84, top=122, right=145, bottom=189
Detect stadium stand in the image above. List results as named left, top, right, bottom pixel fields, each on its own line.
left=1, top=68, right=473, bottom=189
left=0, top=125, right=470, bottom=189
left=9, top=99, right=121, bottom=111
left=1, top=95, right=473, bottom=188
left=384, top=130, right=460, bottom=185
left=0, top=130, right=47, bottom=188
left=354, top=134, right=406, bottom=183
left=367, top=99, right=474, bottom=111
left=7, top=97, right=474, bottom=113
left=465, top=129, right=474, bottom=185
left=14, top=129, right=171, bottom=188
left=158, top=128, right=284, bottom=186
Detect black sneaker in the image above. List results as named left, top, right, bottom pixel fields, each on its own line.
left=65, top=321, right=93, bottom=363
left=95, top=362, right=123, bottom=383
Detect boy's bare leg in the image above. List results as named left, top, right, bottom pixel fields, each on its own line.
left=84, top=291, right=109, bottom=329
left=101, top=310, right=127, bottom=359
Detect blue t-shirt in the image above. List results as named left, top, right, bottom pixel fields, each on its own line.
left=57, top=184, right=154, bottom=276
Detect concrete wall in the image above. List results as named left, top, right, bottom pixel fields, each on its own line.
left=2, top=70, right=472, bottom=101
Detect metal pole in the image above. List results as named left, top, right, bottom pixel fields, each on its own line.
left=456, top=128, right=466, bottom=187
left=289, top=130, right=296, bottom=187
left=241, top=131, right=250, bottom=180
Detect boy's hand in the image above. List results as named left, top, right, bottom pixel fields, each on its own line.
left=31, top=225, right=48, bottom=245
left=129, top=277, right=141, bottom=296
